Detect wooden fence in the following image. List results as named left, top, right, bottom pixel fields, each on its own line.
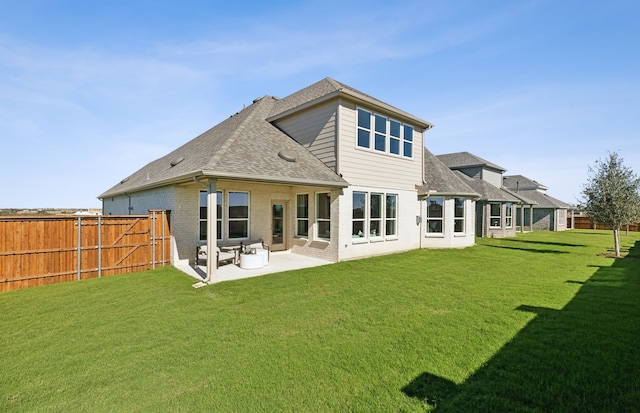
left=570, top=216, right=640, bottom=232
left=0, top=211, right=170, bottom=292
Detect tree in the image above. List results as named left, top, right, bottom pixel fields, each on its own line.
left=580, top=152, right=640, bottom=257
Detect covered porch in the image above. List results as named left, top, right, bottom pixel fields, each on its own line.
left=177, top=250, right=333, bottom=285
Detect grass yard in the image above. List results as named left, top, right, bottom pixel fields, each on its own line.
left=1, top=230, right=638, bottom=412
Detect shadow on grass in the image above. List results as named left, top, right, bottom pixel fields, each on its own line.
left=403, top=240, right=640, bottom=412
left=484, top=244, right=569, bottom=254
left=502, top=239, right=588, bottom=248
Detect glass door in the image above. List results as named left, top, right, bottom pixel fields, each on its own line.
left=271, top=202, right=285, bottom=251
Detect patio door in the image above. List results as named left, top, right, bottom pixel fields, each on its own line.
left=271, top=202, right=286, bottom=251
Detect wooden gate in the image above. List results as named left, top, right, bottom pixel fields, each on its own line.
left=0, top=211, right=170, bottom=292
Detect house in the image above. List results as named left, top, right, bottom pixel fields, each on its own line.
left=503, top=175, right=572, bottom=231
left=436, top=152, right=521, bottom=238
left=417, top=149, right=480, bottom=247
left=99, top=78, right=478, bottom=282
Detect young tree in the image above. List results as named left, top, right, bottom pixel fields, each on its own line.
left=580, top=152, right=640, bottom=257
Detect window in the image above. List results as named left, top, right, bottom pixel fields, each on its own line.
left=370, top=193, right=382, bottom=237
left=385, top=194, right=397, bottom=236
left=357, top=108, right=371, bottom=148
left=505, top=202, right=513, bottom=228
left=199, top=191, right=222, bottom=241
left=316, top=192, right=331, bottom=240
left=374, top=114, right=386, bottom=152
left=426, top=197, right=444, bottom=234
left=356, top=107, right=414, bottom=158
left=296, top=194, right=309, bottom=237
left=403, top=125, right=413, bottom=158
left=228, top=191, right=249, bottom=239
left=352, top=192, right=366, bottom=238
left=389, top=120, right=401, bottom=155
left=490, top=203, right=501, bottom=227
left=352, top=191, right=399, bottom=241
left=454, top=197, right=465, bottom=233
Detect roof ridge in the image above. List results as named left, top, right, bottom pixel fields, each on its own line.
left=205, top=96, right=274, bottom=170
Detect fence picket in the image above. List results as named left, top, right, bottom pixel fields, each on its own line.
left=0, top=212, right=170, bottom=292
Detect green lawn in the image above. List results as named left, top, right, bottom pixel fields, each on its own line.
left=1, top=230, right=638, bottom=412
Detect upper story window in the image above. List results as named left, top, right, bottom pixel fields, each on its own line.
left=403, top=125, right=413, bottom=158
left=426, top=197, right=444, bottom=234
left=357, top=108, right=414, bottom=159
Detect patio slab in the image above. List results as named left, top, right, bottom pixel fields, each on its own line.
left=176, top=251, right=333, bottom=284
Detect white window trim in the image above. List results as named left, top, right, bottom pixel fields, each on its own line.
left=454, top=197, right=465, bottom=235
left=425, top=196, right=444, bottom=236
left=489, top=203, right=502, bottom=228
left=200, top=190, right=223, bottom=241
left=228, top=191, right=250, bottom=240
left=315, top=192, right=331, bottom=241
left=385, top=194, right=399, bottom=240
left=505, top=202, right=513, bottom=228
left=295, top=193, right=309, bottom=238
left=356, top=107, right=414, bottom=159
left=351, top=191, right=399, bottom=244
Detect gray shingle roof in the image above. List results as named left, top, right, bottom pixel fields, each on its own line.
left=268, top=77, right=433, bottom=129
left=418, top=148, right=479, bottom=197
left=508, top=189, right=572, bottom=208
left=503, top=175, right=548, bottom=191
left=437, top=151, right=506, bottom=172
left=99, top=95, right=348, bottom=199
left=454, top=171, right=521, bottom=203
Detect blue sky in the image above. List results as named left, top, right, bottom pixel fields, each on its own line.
left=1, top=0, right=638, bottom=208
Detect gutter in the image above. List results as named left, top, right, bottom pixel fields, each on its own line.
left=101, top=170, right=349, bottom=199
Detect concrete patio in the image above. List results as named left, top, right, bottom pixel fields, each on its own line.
left=176, top=250, right=333, bottom=285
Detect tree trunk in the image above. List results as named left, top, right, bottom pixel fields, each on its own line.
left=613, top=227, right=621, bottom=257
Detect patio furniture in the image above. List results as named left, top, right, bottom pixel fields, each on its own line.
left=196, top=245, right=236, bottom=268
left=240, top=239, right=270, bottom=264
left=239, top=252, right=264, bottom=269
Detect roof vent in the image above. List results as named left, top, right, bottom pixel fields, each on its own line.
left=120, top=177, right=130, bottom=184
left=278, top=150, right=296, bottom=162
left=170, top=156, right=185, bottom=167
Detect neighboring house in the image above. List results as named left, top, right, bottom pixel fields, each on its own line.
left=503, top=175, right=572, bottom=231
left=437, top=152, right=521, bottom=238
left=99, top=78, right=479, bottom=282
left=417, top=149, right=479, bottom=247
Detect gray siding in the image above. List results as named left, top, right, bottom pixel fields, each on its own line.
left=337, top=102, right=424, bottom=190
left=273, top=100, right=338, bottom=171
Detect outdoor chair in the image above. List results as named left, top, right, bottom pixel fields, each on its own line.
left=196, top=245, right=236, bottom=268
left=240, top=239, right=270, bottom=264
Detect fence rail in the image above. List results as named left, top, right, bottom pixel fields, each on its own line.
left=570, top=216, right=640, bottom=232
left=0, top=211, right=170, bottom=292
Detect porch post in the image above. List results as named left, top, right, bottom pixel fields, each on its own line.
left=206, top=179, right=218, bottom=283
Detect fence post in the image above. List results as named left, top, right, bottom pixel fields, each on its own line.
left=77, top=217, right=82, bottom=281
left=161, top=211, right=166, bottom=266
left=98, top=216, right=102, bottom=278
left=151, top=211, right=156, bottom=269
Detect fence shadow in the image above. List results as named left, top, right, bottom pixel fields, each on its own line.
left=484, top=244, right=569, bottom=254
left=403, top=240, right=640, bottom=411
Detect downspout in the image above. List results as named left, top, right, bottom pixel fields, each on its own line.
left=124, top=192, right=132, bottom=215
left=193, top=176, right=208, bottom=189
